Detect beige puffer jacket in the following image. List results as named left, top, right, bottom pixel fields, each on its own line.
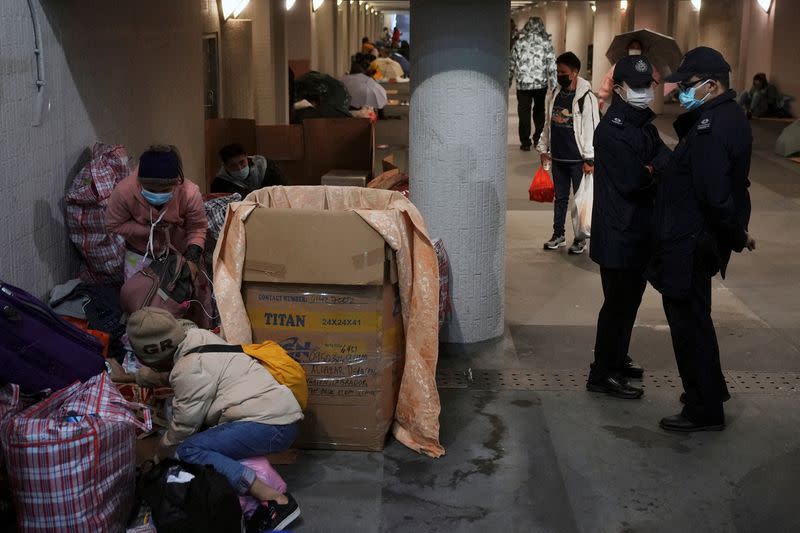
left=160, top=328, right=303, bottom=450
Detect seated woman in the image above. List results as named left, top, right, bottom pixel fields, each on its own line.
left=127, top=307, right=303, bottom=531
left=211, top=143, right=287, bottom=196
left=739, top=73, right=789, bottom=118
left=106, top=145, right=211, bottom=326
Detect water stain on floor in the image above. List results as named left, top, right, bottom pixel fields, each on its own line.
left=601, top=425, right=691, bottom=454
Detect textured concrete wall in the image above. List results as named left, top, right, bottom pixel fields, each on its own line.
left=287, top=0, right=312, bottom=61
left=243, top=0, right=277, bottom=125
left=545, top=1, right=567, bottom=56
left=565, top=2, right=594, bottom=71
left=222, top=20, right=256, bottom=119
left=0, top=0, right=203, bottom=297
left=671, top=0, right=700, bottom=59
left=312, top=0, right=336, bottom=75
left=410, top=0, right=509, bottom=343
left=271, top=0, right=290, bottom=124
left=336, top=2, right=350, bottom=76
left=592, top=0, right=619, bottom=92
left=699, top=0, right=743, bottom=88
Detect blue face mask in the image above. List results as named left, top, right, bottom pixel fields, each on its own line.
left=229, top=165, right=250, bottom=180
left=678, top=80, right=711, bottom=111
left=141, top=189, right=173, bottom=206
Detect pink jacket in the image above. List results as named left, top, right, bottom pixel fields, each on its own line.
left=106, top=173, right=207, bottom=256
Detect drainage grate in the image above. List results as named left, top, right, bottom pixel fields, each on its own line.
left=436, top=368, right=800, bottom=394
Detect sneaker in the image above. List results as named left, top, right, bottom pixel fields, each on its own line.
left=247, top=493, right=301, bottom=533
left=568, top=239, right=587, bottom=254
left=544, top=234, right=566, bottom=250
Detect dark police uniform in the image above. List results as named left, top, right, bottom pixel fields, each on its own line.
left=589, top=55, right=671, bottom=388
left=647, top=48, right=752, bottom=426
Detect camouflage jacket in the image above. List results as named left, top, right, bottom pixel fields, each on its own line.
left=509, top=18, right=557, bottom=91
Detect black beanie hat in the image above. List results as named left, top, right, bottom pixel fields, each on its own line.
left=137, top=150, right=181, bottom=183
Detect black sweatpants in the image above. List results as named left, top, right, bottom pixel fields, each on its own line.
left=662, top=266, right=728, bottom=423
left=591, top=267, right=647, bottom=380
left=517, top=87, right=548, bottom=148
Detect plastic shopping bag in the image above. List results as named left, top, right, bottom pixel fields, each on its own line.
left=529, top=166, right=555, bottom=202
left=571, top=172, right=594, bottom=240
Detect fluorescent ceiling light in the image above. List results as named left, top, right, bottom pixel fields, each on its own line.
left=757, top=0, right=772, bottom=12
left=690, top=0, right=701, bottom=11
left=222, top=0, right=249, bottom=19
left=620, top=0, right=628, bottom=10
left=286, top=0, right=296, bottom=10
left=312, top=0, right=325, bottom=11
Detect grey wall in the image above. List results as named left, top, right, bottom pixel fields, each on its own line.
left=0, top=0, right=204, bottom=297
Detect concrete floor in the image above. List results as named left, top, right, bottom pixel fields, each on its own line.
left=279, top=97, right=800, bottom=532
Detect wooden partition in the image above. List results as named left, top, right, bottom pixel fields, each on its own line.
left=206, top=117, right=373, bottom=188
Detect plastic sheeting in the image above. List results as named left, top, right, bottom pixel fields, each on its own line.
left=213, top=186, right=444, bottom=458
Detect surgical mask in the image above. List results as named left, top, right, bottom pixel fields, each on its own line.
left=678, top=80, right=711, bottom=111
left=229, top=165, right=250, bottom=181
left=141, top=189, right=173, bottom=206
left=557, top=74, right=572, bottom=89
left=628, top=49, right=642, bottom=56
left=620, top=86, right=654, bottom=109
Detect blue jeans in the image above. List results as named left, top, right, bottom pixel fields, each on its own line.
left=177, top=421, right=299, bottom=494
left=552, top=160, right=584, bottom=237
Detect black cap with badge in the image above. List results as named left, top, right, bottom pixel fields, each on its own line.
left=665, top=46, right=731, bottom=83
left=613, top=55, right=656, bottom=88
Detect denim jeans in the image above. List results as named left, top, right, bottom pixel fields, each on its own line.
left=177, top=421, right=299, bottom=494
left=552, top=160, right=584, bottom=236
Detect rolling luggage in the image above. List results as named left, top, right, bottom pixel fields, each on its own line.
left=0, top=280, right=106, bottom=394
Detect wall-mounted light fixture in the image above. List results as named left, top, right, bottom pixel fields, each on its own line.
left=312, top=0, right=325, bottom=11
left=337, top=0, right=343, bottom=6
left=221, top=0, right=250, bottom=19
left=590, top=2, right=596, bottom=13
left=286, top=0, right=296, bottom=11
left=691, top=0, right=701, bottom=11
left=620, top=0, right=628, bottom=10
left=757, top=0, right=772, bottom=12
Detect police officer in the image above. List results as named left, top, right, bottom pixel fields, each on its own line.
left=587, top=55, right=671, bottom=399
left=648, top=47, right=756, bottom=432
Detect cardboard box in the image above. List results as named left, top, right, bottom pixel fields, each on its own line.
left=321, top=170, right=368, bottom=188
left=242, top=208, right=404, bottom=451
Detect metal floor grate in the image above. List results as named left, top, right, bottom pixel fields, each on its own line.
left=436, top=368, right=800, bottom=394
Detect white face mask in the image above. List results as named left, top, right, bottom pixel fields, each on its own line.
left=628, top=49, right=642, bottom=56
left=616, top=85, right=654, bottom=109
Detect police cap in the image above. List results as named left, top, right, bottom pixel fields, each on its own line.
left=613, top=55, right=656, bottom=88
left=665, top=46, right=731, bottom=83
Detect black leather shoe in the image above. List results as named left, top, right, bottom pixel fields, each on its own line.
left=621, top=360, right=644, bottom=379
left=586, top=377, right=644, bottom=399
left=659, top=413, right=724, bottom=433
left=680, top=391, right=731, bottom=404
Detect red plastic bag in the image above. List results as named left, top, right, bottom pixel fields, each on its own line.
left=529, top=166, right=555, bottom=202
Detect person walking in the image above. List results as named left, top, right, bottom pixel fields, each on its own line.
left=537, top=51, right=600, bottom=254
left=648, top=47, right=756, bottom=432
left=509, top=17, right=557, bottom=151
left=587, top=55, right=671, bottom=399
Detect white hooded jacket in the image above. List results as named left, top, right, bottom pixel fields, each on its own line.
left=536, top=76, right=600, bottom=161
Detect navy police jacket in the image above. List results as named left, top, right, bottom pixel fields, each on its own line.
left=590, top=97, right=671, bottom=270
left=647, top=90, right=752, bottom=298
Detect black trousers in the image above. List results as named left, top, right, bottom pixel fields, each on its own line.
left=517, top=87, right=548, bottom=148
left=592, top=267, right=647, bottom=379
left=662, top=265, right=728, bottom=423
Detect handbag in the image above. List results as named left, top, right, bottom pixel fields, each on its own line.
left=120, top=246, right=194, bottom=319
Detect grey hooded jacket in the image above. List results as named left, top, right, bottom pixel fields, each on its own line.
left=509, top=17, right=557, bottom=91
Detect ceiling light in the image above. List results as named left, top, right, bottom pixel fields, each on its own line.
left=312, top=0, right=325, bottom=11
left=222, top=0, right=249, bottom=19
left=690, top=0, right=701, bottom=11
left=286, top=0, right=296, bottom=10
left=757, top=0, right=772, bottom=12
left=620, top=0, right=628, bottom=10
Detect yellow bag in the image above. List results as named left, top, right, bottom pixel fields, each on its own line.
left=242, top=341, right=308, bottom=410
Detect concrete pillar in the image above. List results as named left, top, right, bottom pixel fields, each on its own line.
left=544, top=1, right=567, bottom=56
left=271, top=0, right=290, bottom=123
left=357, top=4, right=365, bottom=44
left=242, top=0, right=276, bottom=125
left=670, top=0, right=700, bottom=58
left=565, top=1, right=594, bottom=69
left=312, top=0, right=336, bottom=74
left=336, top=0, right=350, bottom=75
left=287, top=0, right=312, bottom=66
left=350, top=0, right=359, bottom=53
left=698, top=0, right=743, bottom=90
left=410, top=0, right=509, bottom=343
left=221, top=20, right=255, bottom=119
left=770, top=0, right=800, bottom=116
left=591, top=0, right=618, bottom=93
left=635, top=0, right=670, bottom=113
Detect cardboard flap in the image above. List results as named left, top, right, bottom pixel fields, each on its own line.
left=243, top=208, right=391, bottom=285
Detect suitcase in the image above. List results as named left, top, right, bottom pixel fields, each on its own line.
left=0, top=280, right=106, bottom=393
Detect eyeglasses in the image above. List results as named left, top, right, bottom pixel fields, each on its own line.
left=677, top=78, right=706, bottom=92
